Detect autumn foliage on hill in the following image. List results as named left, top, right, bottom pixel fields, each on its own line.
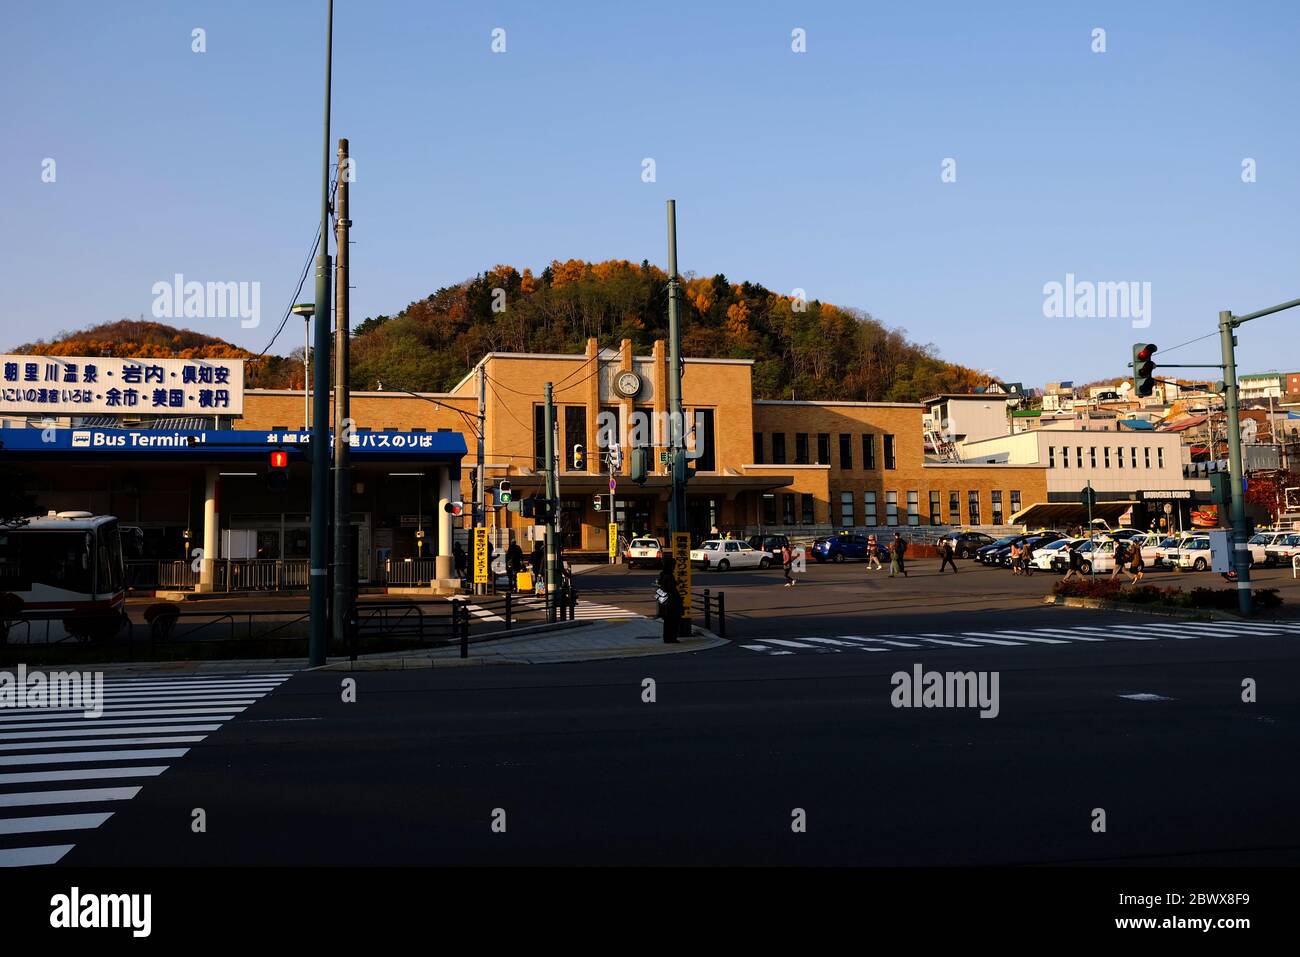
left=15, top=262, right=985, bottom=401
left=349, top=259, right=985, bottom=401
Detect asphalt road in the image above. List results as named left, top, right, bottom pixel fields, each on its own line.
left=50, top=609, right=1300, bottom=866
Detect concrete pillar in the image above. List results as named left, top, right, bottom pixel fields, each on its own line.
left=197, top=467, right=219, bottom=592
left=435, top=465, right=454, bottom=583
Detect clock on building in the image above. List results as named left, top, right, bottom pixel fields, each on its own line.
left=614, top=370, right=642, bottom=399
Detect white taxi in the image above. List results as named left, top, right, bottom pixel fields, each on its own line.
left=689, top=539, right=773, bottom=571
left=624, top=537, right=664, bottom=568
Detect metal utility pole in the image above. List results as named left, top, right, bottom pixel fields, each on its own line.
left=1217, top=297, right=1300, bottom=615
left=308, top=0, right=334, bottom=667
left=331, top=137, right=352, bottom=651
left=665, top=200, right=687, bottom=540
left=475, top=364, right=487, bottom=595
left=543, top=382, right=557, bottom=623
left=665, top=199, right=690, bottom=637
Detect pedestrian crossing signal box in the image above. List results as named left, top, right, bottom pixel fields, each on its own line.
left=267, top=449, right=290, bottom=491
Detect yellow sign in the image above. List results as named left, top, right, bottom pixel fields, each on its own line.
left=672, top=531, right=692, bottom=618
left=473, top=527, right=489, bottom=584
left=608, top=523, right=619, bottom=559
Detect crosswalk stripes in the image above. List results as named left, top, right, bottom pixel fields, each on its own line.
left=734, top=620, right=1300, bottom=656
left=0, top=672, right=288, bottom=868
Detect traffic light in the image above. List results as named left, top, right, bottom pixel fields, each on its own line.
left=572, top=444, right=584, bottom=470
left=267, top=449, right=289, bottom=491
left=497, top=480, right=512, bottom=505
left=1132, top=342, right=1158, bottom=397
left=593, top=494, right=603, bottom=512
left=533, top=498, right=554, bottom=523
left=630, top=446, right=649, bottom=485
left=443, top=501, right=465, bottom=516
left=607, top=444, right=623, bottom=471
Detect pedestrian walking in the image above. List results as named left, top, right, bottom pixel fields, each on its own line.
left=938, top=539, right=958, bottom=573
left=1022, top=539, right=1035, bottom=577
left=505, top=540, right=524, bottom=590
left=1061, top=540, right=1085, bottom=581
left=866, top=535, right=882, bottom=571
left=452, top=542, right=467, bottom=581
left=655, top=554, right=684, bottom=643
left=1110, top=541, right=1128, bottom=581
left=781, top=543, right=797, bottom=586
left=890, top=533, right=908, bottom=577
left=1128, top=546, right=1146, bottom=585
left=1010, top=542, right=1022, bottom=575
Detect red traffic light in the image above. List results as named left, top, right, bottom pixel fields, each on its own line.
left=443, top=501, right=464, bottom=516
left=269, top=450, right=289, bottom=469
left=1136, top=343, right=1156, bottom=361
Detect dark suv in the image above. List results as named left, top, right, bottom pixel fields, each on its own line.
left=810, top=532, right=889, bottom=563
left=748, top=534, right=792, bottom=554
left=943, top=531, right=995, bottom=559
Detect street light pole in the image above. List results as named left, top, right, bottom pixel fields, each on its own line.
left=308, top=0, right=334, bottom=667
left=332, top=137, right=352, bottom=651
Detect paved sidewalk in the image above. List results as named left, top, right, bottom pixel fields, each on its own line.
left=319, top=618, right=723, bottom=670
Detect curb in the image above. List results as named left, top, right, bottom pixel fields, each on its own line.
left=1042, top=594, right=1293, bottom=623
left=316, top=627, right=723, bottom=671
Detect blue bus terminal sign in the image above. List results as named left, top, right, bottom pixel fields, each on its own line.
left=0, top=427, right=467, bottom=463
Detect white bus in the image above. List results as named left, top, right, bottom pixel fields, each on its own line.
left=0, top=512, right=126, bottom=642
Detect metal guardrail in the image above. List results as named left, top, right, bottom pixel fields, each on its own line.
left=383, top=558, right=438, bottom=586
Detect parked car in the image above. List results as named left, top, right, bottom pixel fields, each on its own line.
left=1124, top=532, right=1166, bottom=564
left=624, top=537, right=663, bottom=568
left=1176, top=536, right=1214, bottom=571
left=1109, top=528, right=1142, bottom=541
left=1050, top=538, right=1116, bottom=574
left=1032, top=538, right=1081, bottom=572
left=689, top=539, right=773, bottom=571
left=974, top=535, right=1021, bottom=564
left=1151, top=534, right=1193, bottom=567
left=996, top=531, right=1064, bottom=567
left=1249, top=531, right=1293, bottom=566
left=747, top=534, right=791, bottom=555
left=1264, top=533, right=1300, bottom=567
left=942, top=530, right=996, bottom=559
left=810, top=533, right=888, bottom=563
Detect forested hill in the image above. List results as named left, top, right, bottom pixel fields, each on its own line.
left=13, top=260, right=985, bottom=401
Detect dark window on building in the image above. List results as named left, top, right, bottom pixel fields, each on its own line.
left=692, top=408, right=716, bottom=472
left=840, top=491, right=854, bottom=527
left=929, top=491, right=941, bottom=525
left=991, top=490, right=1004, bottom=525
left=839, top=433, right=852, bottom=470
left=753, top=432, right=764, bottom=464
left=816, top=433, right=830, bottom=465
left=604, top=406, right=628, bottom=453
left=885, top=491, right=899, bottom=526
left=782, top=493, right=796, bottom=525
left=411, top=427, right=427, bottom=433
left=863, top=491, right=877, bottom=525
left=949, top=491, right=960, bottom=524
left=968, top=490, right=981, bottom=525
left=801, top=493, right=815, bottom=525
left=564, top=406, right=587, bottom=470
left=884, top=434, right=897, bottom=469
left=533, top=405, right=546, bottom=468
left=1010, top=490, right=1021, bottom=515
left=762, top=494, right=777, bottom=525
left=772, top=433, right=787, bottom=464
left=795, top=433, right=809, bottom=465
left=907, top=491, right=920, bottom=526
left=384, top=427, right=398, bottom=433
left=862, top=434, right=876, bottom=470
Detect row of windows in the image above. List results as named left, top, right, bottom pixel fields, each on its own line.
left=531, top=406, right=718, bottom=471
left=753, top=432, right=896, bottom=469
left=1048, top=445, right=1165, bottom=470
left=763, top=490, right=1022, bottom=527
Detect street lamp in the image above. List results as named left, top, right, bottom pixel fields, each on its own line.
left=291, top=302, right=314, bottom=430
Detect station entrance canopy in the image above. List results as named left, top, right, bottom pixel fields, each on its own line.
left=0, top=427, right=467, bottom=465
left=1009, top=500, right=1135, bottom=528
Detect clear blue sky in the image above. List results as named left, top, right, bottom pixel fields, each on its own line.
left=3, top=0, right=1298, bottom=385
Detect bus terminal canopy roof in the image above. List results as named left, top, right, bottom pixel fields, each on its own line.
left=0, top=427, right=467, bottom=464
left=1009, top=500, right=1136, bottom=528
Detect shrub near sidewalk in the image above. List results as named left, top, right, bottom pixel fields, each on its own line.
left=1052, top=578, right=1282, bottom=610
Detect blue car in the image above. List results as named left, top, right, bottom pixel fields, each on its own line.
left=810, top=533, right=890, bottom=563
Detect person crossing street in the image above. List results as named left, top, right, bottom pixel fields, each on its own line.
left=938, top=539, right=958, bottom=573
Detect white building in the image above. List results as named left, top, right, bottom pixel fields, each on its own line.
left=1239, top=372, right=1285, bottom=401
left=922, top=394, right=1012, bottom=447
left=958, top=428, right=1211, bottom=529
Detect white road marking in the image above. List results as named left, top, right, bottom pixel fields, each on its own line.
left=0, top=844, right=75, bottom=867
left=0, top=787, right=142, bottom=808
left=0, top=748, right=190, bottom=767
left=0, top=812, right=113, bottom=835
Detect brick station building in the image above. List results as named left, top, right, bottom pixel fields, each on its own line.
left=244, top=336, right=1046, bottom=556
left=3, top=339, right=1046, bottom=584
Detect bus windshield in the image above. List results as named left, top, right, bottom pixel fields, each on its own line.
left=0, top=530, right=95, bottom=594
